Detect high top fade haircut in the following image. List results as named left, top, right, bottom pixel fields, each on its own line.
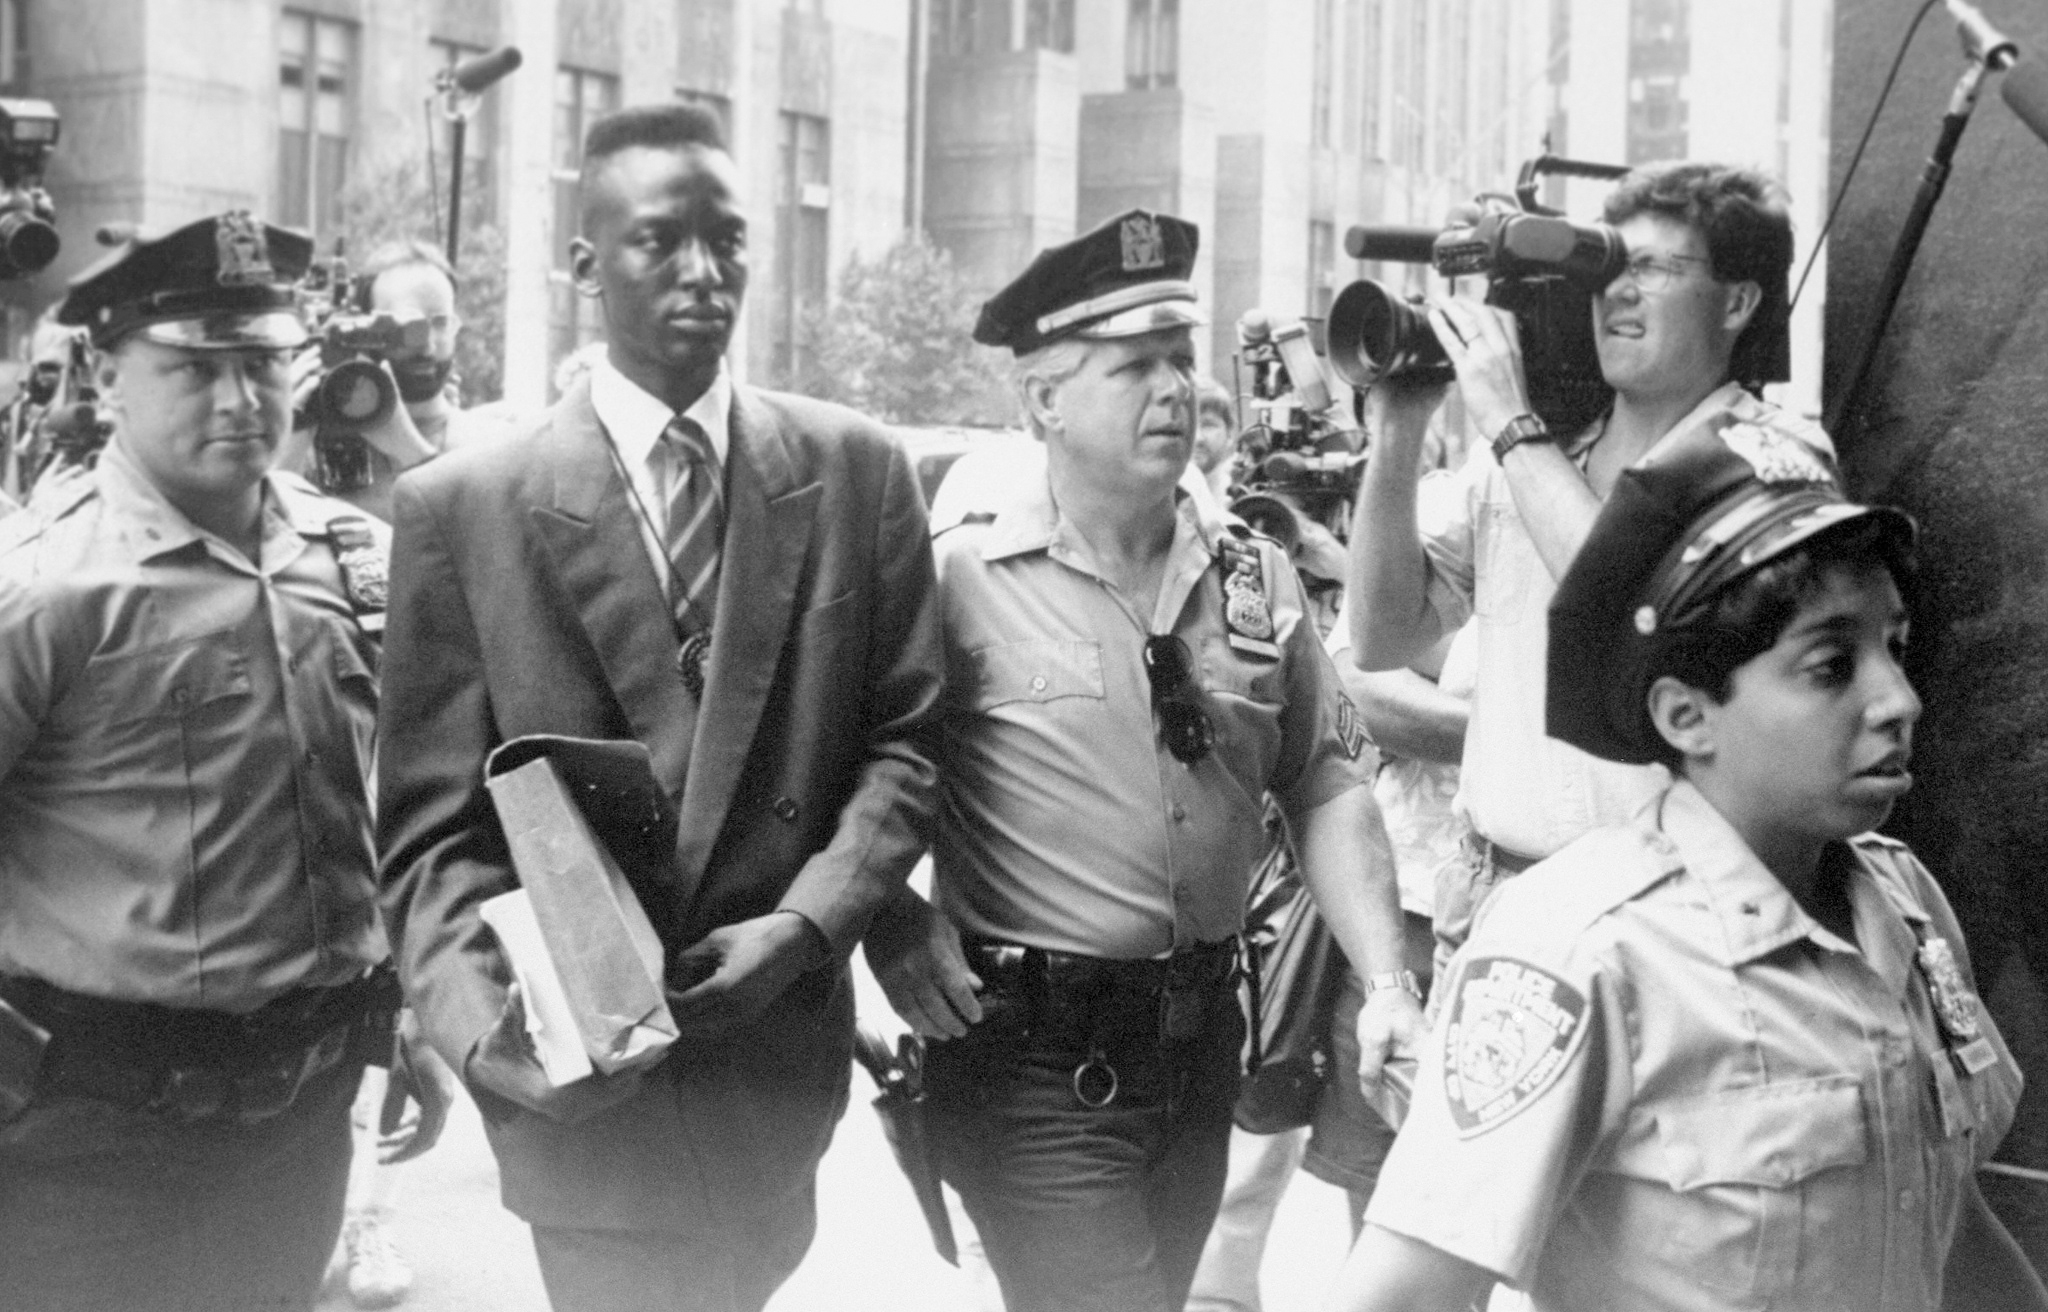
left=577, top=102, right=730, bottom=219
left=1603, top=162, right=1795, bottom=388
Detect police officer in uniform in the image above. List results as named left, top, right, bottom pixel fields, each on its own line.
left=1331, top=423, right=2045, bottom=1311
left=0, top=213, right=437, bottom=1312
left=865, top=210, right=1423, bottom=1312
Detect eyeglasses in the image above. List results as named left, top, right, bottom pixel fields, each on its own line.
left=1142, top=634, right=1215, bottom=765
left=1620, top=252, right=1713, bottom=294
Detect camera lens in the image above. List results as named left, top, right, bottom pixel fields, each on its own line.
left=316, top=358, right=397, bottom=429
left=0, top=210, right=58, bottom=279
left=1325, top=280, right=1451, bottom=390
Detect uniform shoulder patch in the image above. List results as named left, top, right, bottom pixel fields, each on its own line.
left=1444, top=956, right=1588, bottom=1137
left=1335, top=692, right=1369, bottom=760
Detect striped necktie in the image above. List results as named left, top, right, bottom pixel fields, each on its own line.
left=661, top=414, right=723, bottom=637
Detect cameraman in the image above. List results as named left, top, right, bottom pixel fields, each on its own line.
left=284, top=239, right=499, bottom=521
left=1347, top=162, right=1830, bottom=973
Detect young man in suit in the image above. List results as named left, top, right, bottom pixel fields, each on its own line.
left=375, top=103, right=944, bottom=1312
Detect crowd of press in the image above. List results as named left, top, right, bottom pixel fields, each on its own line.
left=0, top=88, right=2040, bottom=1312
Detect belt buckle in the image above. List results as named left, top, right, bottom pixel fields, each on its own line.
left=1072, top=1046, right=1118, bottom=1108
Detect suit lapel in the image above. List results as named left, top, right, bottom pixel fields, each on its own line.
left=529, top=380, right=700, bottom=805
left=671, top=388, right=820, bottom=893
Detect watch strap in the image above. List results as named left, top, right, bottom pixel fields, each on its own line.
left=1363, top=969, right=1422, bottom=1001
left=1491, top=412, right=1552, bottom=464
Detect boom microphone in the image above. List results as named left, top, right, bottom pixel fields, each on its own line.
left=2001, top=57, right=2048, bottom=146
left=448, top=45, right=523, bottom=95
left=1343, top=225, right=1438, bottom=264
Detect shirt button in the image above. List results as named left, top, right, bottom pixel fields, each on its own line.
left=1030, top=675, right=1047, bottom=694
left=1899, top=1189, right=1916, bottom=1212
left=773, top=796, right=801, bottom=823
left=1171, top=804, right=1187, bottom=823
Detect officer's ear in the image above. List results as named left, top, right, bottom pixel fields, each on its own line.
left=1720, top=279, right=1763, bottom=337
left=1020, top=371, right=1064, bottom=441
left=1646, top=674, right=1717, bottom=766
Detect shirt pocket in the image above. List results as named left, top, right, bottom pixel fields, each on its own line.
left=1611, top=1076, right=1868, bottom=1302
left=84, top=634, right=254, bottom=730
left=968, top=639, right=1105, bottom=711
left=1473, top=499, right=1538, bottom=622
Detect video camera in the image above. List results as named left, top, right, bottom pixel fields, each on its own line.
left=1227, top=310, right=1363, bottom=570
left=3, top=327, right=107, bottom=500
left=0, top=99, right=59, bottom=281
left=1327, top=155, right=1631, bottom=436
left=296, top=251, right=430, bottom=491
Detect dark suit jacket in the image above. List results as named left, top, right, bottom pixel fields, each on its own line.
left=376, top=376, right=942, bottom=1232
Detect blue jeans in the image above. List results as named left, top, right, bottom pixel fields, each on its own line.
left=926, top=969, right=1243, bottom=1312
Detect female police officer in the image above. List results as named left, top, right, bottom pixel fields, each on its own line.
left=1327, top=418, right=2044, bottom=1311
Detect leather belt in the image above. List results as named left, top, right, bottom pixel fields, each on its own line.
left=957, top=936, right=1240, bottom=1108
left=0, top=969, right=393, bottom=1124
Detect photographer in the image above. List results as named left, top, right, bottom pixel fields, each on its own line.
left=1348, top=162, right=1831, bottom=972
left=284, top=239, right=499, bottom=521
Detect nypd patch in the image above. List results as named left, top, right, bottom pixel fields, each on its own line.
left=1719, top=422, right=1831, bottom=486
left=1335, top=693, right=1368, bottom=760
left=1445, top=957, right=1587, bottom=1137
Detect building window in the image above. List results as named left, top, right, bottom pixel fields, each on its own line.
left=675, top=87, right=732, bottom=139
left=1626, top=0, right=1689, bottom=163
left=430, top=38, right=499, bottom=226
left=1307, top=220, right=1336, bottom=319
left=1311, top=0, right=1335, bottom=149
left=1026, top=0, right=1074, bottom=52
left=932, top=0, right=1017, bottom=57
left=1125, top=0, right=1177, bottom=90
left=0, top=0, right=26, bottom=89
left=774, top=111, right=830, bottom=384
left=549, top=66, right=620, bottom=379
left=279, top=11, right=356, bottom=240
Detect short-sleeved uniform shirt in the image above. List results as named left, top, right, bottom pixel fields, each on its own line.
left=1367, top=780, right=2021, bottom=1312
left=0, top=443, right=387, bottom=1012
left=930, top=473, right=1376, bottom=959
left=1419, top=384, right=1834, bottom=858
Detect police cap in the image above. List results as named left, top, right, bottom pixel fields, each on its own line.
left=57, top=211, right=311, bottom=351
left=1547, top=418, right=1915, bottom=764
left=973, top=209, right=1203, bottom=355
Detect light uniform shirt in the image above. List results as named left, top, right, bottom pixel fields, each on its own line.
left=930, top=473, right=1376, bottom=959
left=0, top=442, right=387, bottom=1012
left=1419, top=383, right=1834, bottom=858
left=589, top=356, right=732, bottom=588
left=1367, top=780, right=2021, bottom=1312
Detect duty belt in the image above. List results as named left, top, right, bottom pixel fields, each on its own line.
left=960, top=936, right=1239, bottom=1107
left=0, top=967, right=396, bottom=1124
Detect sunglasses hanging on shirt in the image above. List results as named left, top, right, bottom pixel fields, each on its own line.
left=1142, top=634, right=1215, bottom=765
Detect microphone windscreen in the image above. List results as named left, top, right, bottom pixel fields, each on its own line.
left=1344, top=225, right=1438, bottom=263
left=2001, top=57, right=2048, bottom=148
left=451, top=46, right=523, bottom=95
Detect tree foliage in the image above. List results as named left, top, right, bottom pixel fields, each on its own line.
left=798, top=231, right=1010, bottom=426
left=334, top=158, right=507, bottom=406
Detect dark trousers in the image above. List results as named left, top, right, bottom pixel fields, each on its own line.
left=0, top=1052, right=360, bottom=1312
left=927, top=946, right=1243, bottom=1312
left=530, top=1185, right=816, bottom=1312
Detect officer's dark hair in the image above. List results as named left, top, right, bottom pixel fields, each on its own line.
left=1642, top=517, right=1917, bottom=772
left=352, top=238, right=457, bottom=312
left=1603, top=162, right=1794, bottom=388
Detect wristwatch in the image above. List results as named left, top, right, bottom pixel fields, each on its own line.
left=1363, top=969, right=1422, bottom=1002
left=1491, top=412, right=1552, bottom=464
